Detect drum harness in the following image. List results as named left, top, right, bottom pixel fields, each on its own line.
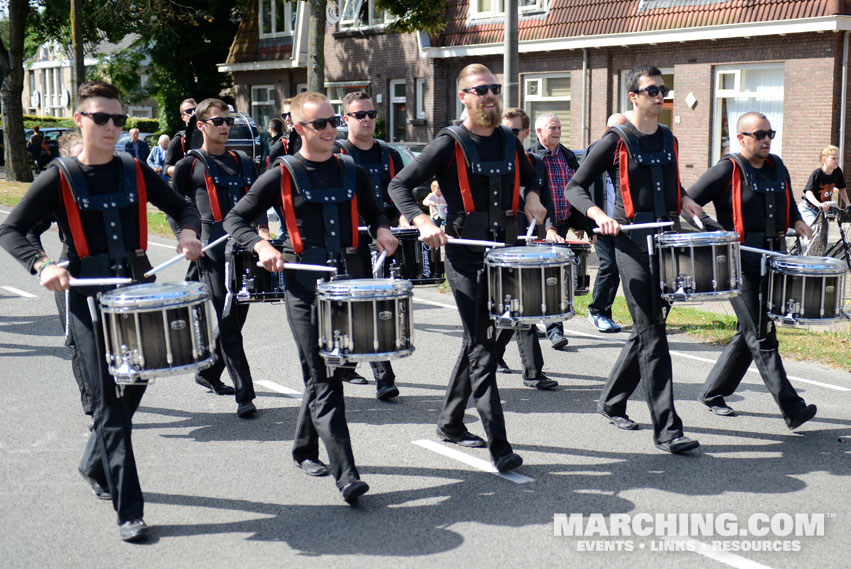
left=727, top=153, right=793, bottom=337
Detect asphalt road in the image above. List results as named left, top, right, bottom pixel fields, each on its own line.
left=0, top=211, right=849, bottom=569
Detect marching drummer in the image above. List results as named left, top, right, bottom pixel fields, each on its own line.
left=0, top=81, right=203, bottom=541
left=565, top=65, right=703, bottom=454
left=687, top=111, right=817, bottom=430
left=223, top=91, right=397, bottom=504
left=388, top=64, right=547, bottom=473
left=333, top=91, right=406, bottom=399
left=172, top=97, right=266, bottom=417
left=164, top=97, right=197, bottom=179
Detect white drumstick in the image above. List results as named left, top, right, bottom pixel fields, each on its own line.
left=69, top=277, right=133, bottom=287
left=372, top=250, right=387, bottom=278
left=518, top=219, right=537, bottom=241
left=143, top=233, right=230, bottom=278
left=592, top=221, right=674, bottom=234
left=692, top=215, right=704, bottom=230
left=740, top=245, right=787, bottom=257
left=256, top=261, right=338, bottom=273
left=419, top=237, right=506, bottom=248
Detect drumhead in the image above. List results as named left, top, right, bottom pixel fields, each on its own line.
left=769, top=255, right=847, bottom=276
left=529, top=240, right=591, bottom=252
left=317, top=277, right=414, bottom=299
left=100, top=281, right=209, bottom=311
left=487, top=245, right=572, bottom=266
left=655, top=231, right=739, bottom=246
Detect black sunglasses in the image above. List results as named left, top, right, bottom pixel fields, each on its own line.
left=510, top=128, right=522, bottom=136
left=346, top=110, right=378, bottom=120
left=462, top=83, right=502, bottom=96
left=199, top=116, right=236, bottom=127
left=634, top=85, right=670, bottom=98
left=299, top=115, right=342, bottom=130
left=181, top=107, right=196, bottom=116
left=80, top=112, right=128, bottom=127
left=740, top=129, right=776, bottom=141
left=281, top=112, right=291, bottom=119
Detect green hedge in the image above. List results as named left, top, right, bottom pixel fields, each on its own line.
left=3, top=114, right=160, bottom=132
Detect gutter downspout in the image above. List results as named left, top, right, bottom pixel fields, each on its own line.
left=840, top=30, right=849, bottom=169
left=581, top=48, right=588, bottom=148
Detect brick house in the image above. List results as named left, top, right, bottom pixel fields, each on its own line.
left=221, top=0, right=851, bottom=191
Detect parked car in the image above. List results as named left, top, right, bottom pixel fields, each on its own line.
left=25, top=127, right=74, bottom=170
left=114, top=132, right=155, bottom=153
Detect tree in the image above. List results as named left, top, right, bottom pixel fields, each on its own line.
left=0, top=0, right=33, bottom=182
left=306, top=0, right=327, bottom=92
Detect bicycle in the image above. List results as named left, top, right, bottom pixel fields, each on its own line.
left=786, top=201, right=851, bottom=271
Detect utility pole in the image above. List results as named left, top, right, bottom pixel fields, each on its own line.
left=504, top=0, right=519, bottom=108
left=71, top=0, right=85, bottom=105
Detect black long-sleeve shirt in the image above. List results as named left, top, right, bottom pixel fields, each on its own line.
left=686, top=157, right=801, bottom=235
left=0, top=157, right=200, bottom=274
left=223, top=154, right=389, bottom=254
left=387, top=126, right=540, bottom=228
left=566, top=124, right=686, bottom=223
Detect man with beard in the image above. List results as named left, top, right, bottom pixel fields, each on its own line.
left=688, top=112, right=817, bottom=429
left=389, top=64, right=547, bottom=473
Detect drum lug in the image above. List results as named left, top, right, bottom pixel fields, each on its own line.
left=113, top=346, right=143, bottom=384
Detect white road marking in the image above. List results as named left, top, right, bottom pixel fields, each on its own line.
left=413, top=439, right=535, bottom=484
left=1, top=286, right=36, bottom=298
left=565, top=329, right=851, bottom=392
left=661, top=536, right=777, bottom=569
left=255, top=379, right=303, bottom=400
left=413, top=297, right=457, bottom=310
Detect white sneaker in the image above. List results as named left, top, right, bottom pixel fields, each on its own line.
left=588, top=312, right=621, bottom=333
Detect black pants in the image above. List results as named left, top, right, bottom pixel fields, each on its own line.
left=55, top=290, right=94, bottom=415
left=597, top=234, right=684, bottom=445
left=438, top=246, right=513, bottom=462
left=287, top=279, right=360, bottom=489
left=69, top=290, right=145, bottom=525
left=588, top=234, right=620, bottom=318
left=495, top=327, right=544, bottom=380
left=195, top=250, right=256, bottom=404
left=546, top=220, right=573, bottom=339
left=699, top=252, right=807, bottom=425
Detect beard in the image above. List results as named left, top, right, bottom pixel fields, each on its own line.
left=467, top=99, right=502, bottom=128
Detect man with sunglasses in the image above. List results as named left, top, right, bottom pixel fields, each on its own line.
left=173, top=98, right=266, bottom=417
left=388, top=64, right=547, bottom=473
left=268, top=98, right=301, bottom=167
left=565, top=65, right=703, bottom=454
left=164, top=98, right=198, bottom=178
left=0, top=81, right=203, bottom=541
left=224, top=91, right=396, bottom=503
left=687, top=112, right=817, bottom=430
left=331, top=91, right=406, bottom=397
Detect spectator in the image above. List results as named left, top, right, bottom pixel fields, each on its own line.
left=124, top=128, right=150, bottom=162
left=147, top=134, right=171, bottom=181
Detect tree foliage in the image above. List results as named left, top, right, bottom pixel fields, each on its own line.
left=376, top=0, right=449, bottom=35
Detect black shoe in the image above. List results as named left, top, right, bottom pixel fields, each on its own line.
left=78, top=468, right=111, bottom=500
left=494, top=452, right=523, bottom=473
left=195, top=376, right=235, bottom=396
left=118, top=518, right=150, bottom=542
left=702, top=399, right=736, bottom=416
left=377, top=385, right=400, bottom=401
left=550, top=333, right=569, bottom=350
left=788, top=404, right=817, bottom=430
left=436, top=427, right=486, bottom=448
left=294, top=458, right=329, bottom=477
left=598, top=409, right=639, bottom=430
left=655, top=436, right=700, bottom=454
left=523, top=375, right=559, bottom=390
left=342, top=370, right=368, bottom=385
left=237, top=401, right=257, bottom=418
left=340, top=480, right=369, bottom=504
left=497, top=359, right=511, bottom=373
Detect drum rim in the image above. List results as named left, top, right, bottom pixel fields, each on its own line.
left=768, top=255, right=847, bottom=274
left=487, top=245, right=573, bottom=265
left=316, top=278, right=414, bottom=297
left=99, top=281, right=210, bottom=309
left=655, top=230, right=740, bottom=245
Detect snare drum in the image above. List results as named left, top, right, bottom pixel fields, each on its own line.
left=99, top=282, right=217, bottom=384
left=655, top=231, right=742, bottom=302
left=486, top=246, right=574, bottom=329
left=227, top=239, right=287, bottom=303
left=373, top=228, right=445, bottom=284
left=767, top=255, right=847, bottom=326
left=529, top=240, right=591, bottom=295
left=316, top=278, right=414, bottom=366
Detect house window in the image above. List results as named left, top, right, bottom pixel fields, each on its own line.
left=713, top=63, right=784, bottom=162
left=389, top=79, right=406, bottom=142
left=251, top=85, right=276, bottom=129
left=259, top=0, right=297, bottom=38
left=620, top=68, right=675, bottom=129
left=415, top=78, right=427, bottom=120
left=128, top=106, right=153, bottom=119
left=296, top=83, right=307, bottom=94
left=339, top=0, right=391, bottom=29
left=524, top=73, right=570, bottom=148
left=470, top=0, right=544, bottom=18
left=327, top=82, right=369, bottom=115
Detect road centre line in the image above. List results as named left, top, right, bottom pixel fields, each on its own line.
left=413, top=439, right=534, bottom=484
left=413, top=297, right=457, bottom=310
left=1, top=286, right=37, bottom=298
left=255, top=379, right=303, bottom=400
left=661, top=536, right=777, bottom=569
